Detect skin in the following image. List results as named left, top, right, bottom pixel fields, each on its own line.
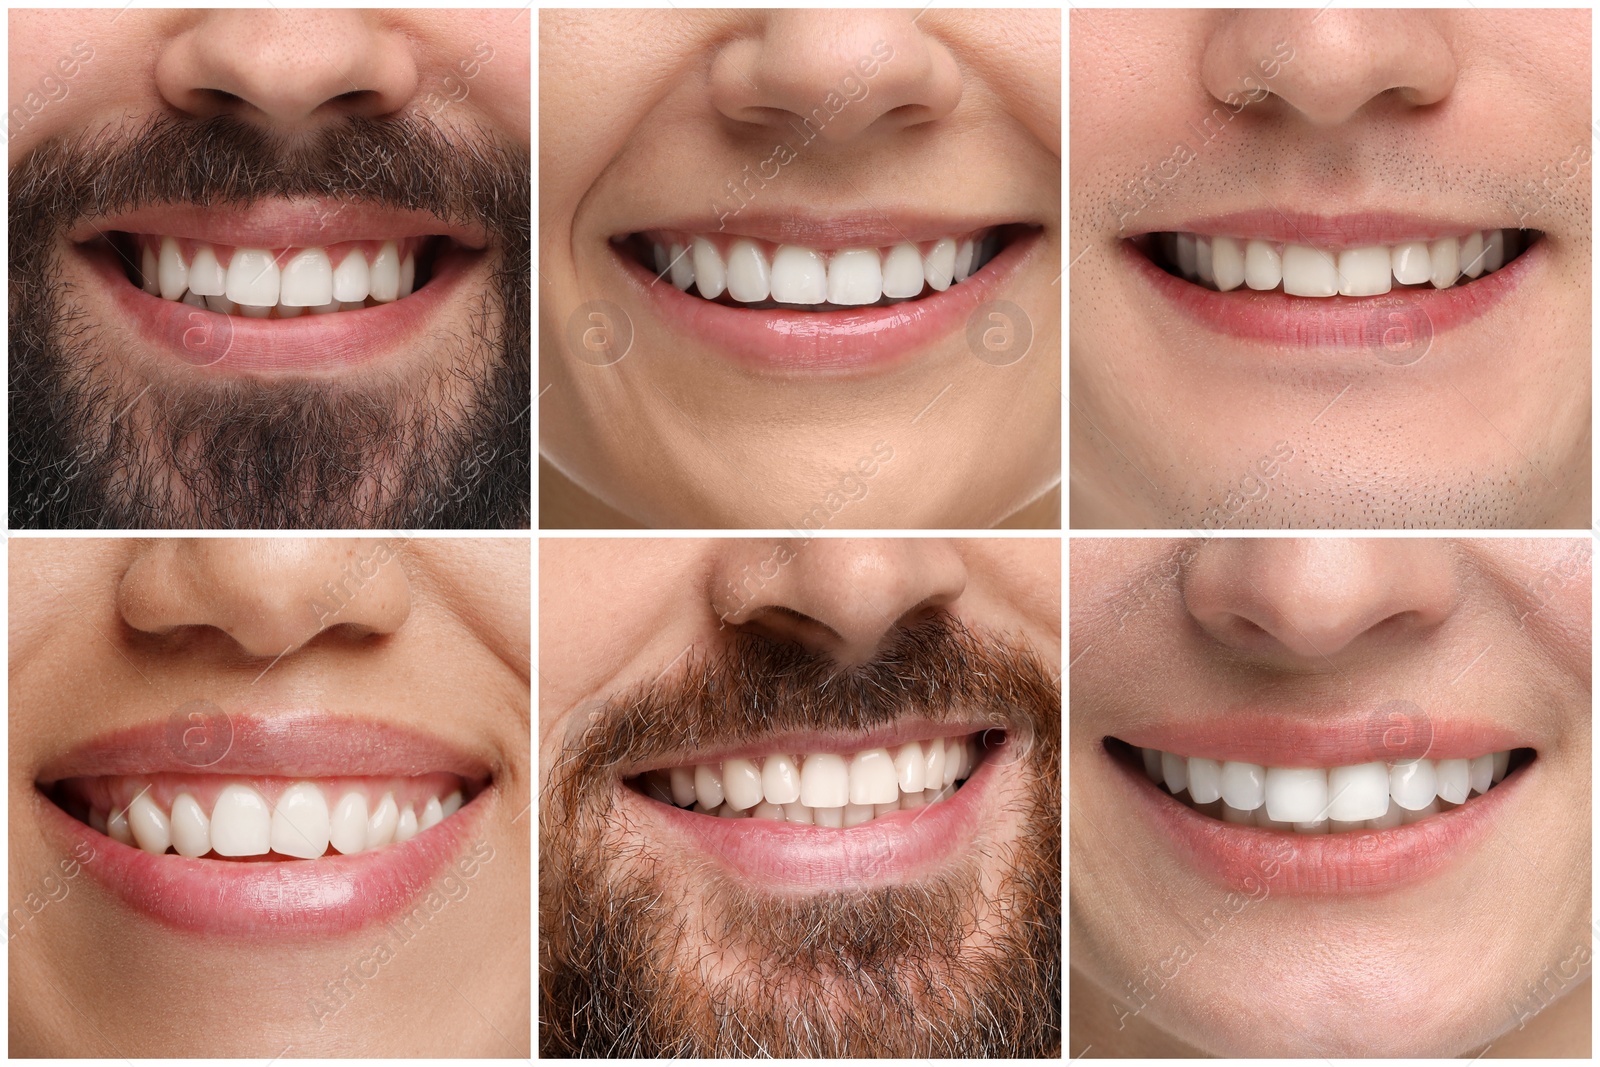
left=9, top=538, right=531, bottom=1056
left=539, top=11, right=1061, bottom=529
left=1070, top=11, right=1591, bottom=528
left=1070, top=538, right=1591, bottom=1056
left=539, top=537, right=1061, bottom=1053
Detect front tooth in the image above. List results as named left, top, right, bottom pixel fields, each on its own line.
left=1211, top=236, right=1245, bottom=291
left=440, top=791, right=462, bottom=818
left=1243, top=240, right=1281, bottom=290
left=800, top=753, right=850, bottom=808
left=814, top=805, right=845, bottom=828
left=1429, top=236, right=1459, bottom=288
left=668, top=242, right=694, bottom=291
left=398, top=252, right=415, bottom=297
left=1220, top=761, right=1266, bottom=810
left=783, top=802, right=815, bottom=825
left=170, top=793, right=210, bottom=857
left=1264, top=767, right=1329, bottom=822
left=1280, top=244, right=1339, bottom=297
left=750, top=801, right=785, bottom=821
left=1459, top=231, right=1486, bottom=278
left=332, top=250, right=371, bottom=302
left=1141, top=747, right=1163, bottom=784
left=691, top=238, right=726, bottom=299
left=1175, top=233, right=1197, bottom=278
left=1255, top=809, right=1294, bottom=831
left=140, top=244, right=160, bottom=294
left=1160, top=751, right=1189, bottom=794
left=893, top=741, right=927, bottom=793
left=1338, top=246, right=1392, bottom=296
left=225, top=248, right=281, bottom=306
left=721, top=758, right=763, bottom=811
left=761, top=754, right=801, bottom=805
left=1389, top=759, right=1438, bottom=810
left=924, top=238, right=957, bottom=291
left=1468, top=753, right=1494, bottom=794
left=329, top=792, right=369, bottom=854
left=419, top=796, right=444, bottom=831
left=770, top=245, right=827, bottom=304
left=952, top=238, right=977, bottom=282
left=849, top=748, right=899, bottom=805
left=1482, top=229, right=1506, bottom=272
left=725, top=240, right=771, bottom=301
left=128, top=792, right=172, bottom=854
left=369, top=241, right=402, bottom=301
left=694, top=764, right=725, bottom=808
left=366, top=792, right=400, bottom=849
left=395, top=805, right=418, bottom=842
left=1194, top=236, right=1215, bottom=286
left=1435, top=759, right=1470, bottom=804
left=842, top=803, right=874, bottom=828
left=1326, top=763, right=1390, bottom=821
left=827, top=249, right=883, bottom=306
left=271, top=781, right=330, bottom=859
left=1391, top=241, right=1431, bottom=285
left=158, top=237, right=189, bottom=300
left=881, top=242, right=925, bottom=299
left=211, top=784, right=271, bottom=856
left=1491, top=750, right=1509, bottom=783
left=107, top=805, right=135, bottom=846
left=279, top=248, right=334, bottom=307
left=1186, top=758, right=1223, bottom=803
left=187, top=245, right=226, bottom=295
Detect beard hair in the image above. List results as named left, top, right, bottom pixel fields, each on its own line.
left=8, top=115, right=529, bottom=528
left=539, top=618, right=1062, bottom=1056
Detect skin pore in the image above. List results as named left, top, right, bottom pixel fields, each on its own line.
left=9, top=538, right=531, bottom=1056
left=8, top=10, right=531, bottom=528
left=539, top=538, right=1061, bottom=1055
left=1070, top=11, right=1590, bottom=529
left=539, top=11, right=1061, bottom=529
left=1070, top=538, right=1590, bottom=1056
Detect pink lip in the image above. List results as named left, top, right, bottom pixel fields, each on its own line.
left=619, top=212, right=1031, bottom=248
left=1123, top=235, right=1533, bottom=348
left=616, top=228, right=1043, bottom=374
left=1115, top=712, right=1528, bottom=766
left=1107, top=742, right=1526, bottom=894
left=1147, top=211, right=1526, bottom=248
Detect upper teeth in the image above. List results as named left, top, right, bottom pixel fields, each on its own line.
left=1162, top=229, right=1528, bottom=296
left=136, top=236, right=418, bottom=317
left=647, top=231, right=1002, bottom=308
left=1138, top=745, right=1513, bottom=832
left=638, top=734, right=980, bottom=828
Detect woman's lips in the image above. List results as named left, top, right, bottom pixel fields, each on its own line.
left=614, top=227, right=1043, bottom=374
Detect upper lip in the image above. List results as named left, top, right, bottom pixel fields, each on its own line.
left=1135, top=211, right=1530, bottom=248
left=67, top=199, right=491, bottom=250
left=612, top=210, right=1039, bottom=247
left=621, top=718, right=1003, bottom=776
left=1111, top=711, right=1532, bottom=766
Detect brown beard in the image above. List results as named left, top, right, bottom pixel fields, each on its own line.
left=540, top=616, right=1061, bottom=1056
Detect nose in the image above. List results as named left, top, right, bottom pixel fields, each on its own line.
left=709, top=10, right=962, bottom=146
left=711, top=539, right=968, bottom=665
left=1183, top=539, right=1457, bottom=666
left=1201, top=10, right=1455, bottom=126
left=118, top=539, right=411, bottom=659
left=154, top=10, right=419, bottom=129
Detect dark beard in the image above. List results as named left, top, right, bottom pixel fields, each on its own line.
left=540, top=617, right=1062, bottom=1056
left=8, top=115, right=529, bottom=528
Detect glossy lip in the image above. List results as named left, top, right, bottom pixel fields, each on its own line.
left=1147, top=211, right=1529, bottom=248
left=612, top=226, right=1043, bottom=375
left=68, top=199, right=490, bottom=250
left=1105, top=738, right=1528, bottom=894
left=618, top=720, right=999, bottom=775
left=1114, top=713, right=1529, bottom=766
left=1123, top=234, right=1535, bottom=348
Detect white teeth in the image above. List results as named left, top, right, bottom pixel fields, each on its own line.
left=329, top=791, right=369, bottom=855
left=1264, top=767, right=1329, bottom=823
left=1337, top=246, right=1392, bottom=297
left=848, top=748, right=899, bottom=806
left=667, top=242, right=694, bottom=291
left=1389, top=759, right=1437, bottom=811
left=367, top=792, right=399, bottom=850
left=1429, top=236, right=1460, bottom=288
left=1211, top=236, right=1245, bottom=291
left=398, top=252, right=415, bottom=298
left=751, top=801, right=785, bottom=821
left=952, top=238, right=976, bottom=283
left=761, top=754, right=801, bottom=805
left=814, top=805, right=844, bottom=828
left=694, top=763, right=726, bottom=808
left=881, top=243, right=926, bottom=299
left=1391, top=241, right=1431, bottom=285
left=332, top=249, right=371, bottom=302
left=721, top=759, right=763, bottom=811
left=1325, top=763, right=1389, bottom=822
left=270, top=781, right=330, bottom=859
left=652, top=244, right=668, bottom=275
left=1185, top=757, right=1223, bottom=804
left=826, top=249, right=883, bottom=306
left=783, top=802, right=815, bottom=825
left=691, top=237, right=726, bottom=299
left=1243, top=239, right=1281, bottom=290
left=107, top=805, right=135, bottom=846
left=394, top=806, right=418, bottom=843
left=924, top=737, right=947, bottom=787
left=1219, top=761, right=1266, bottom=811
left=169, top=793, right=210, bottom=857
left=798, top=752, right=849, bottom=808
left=842, top=803, right=875, bottom=828
left=187, top=246, right=226, bottom=295
left=1468, top=753, right=1494, bottom=795
left=1459, top=231, right=1485, bottom=278
left=770, top=245, right=828, bottom=304
left=128, top=792, right=172, bottom=855
left=1435, top=758, right=1471, bottom=804
left=1280, top=244, right=1340, bottom=297
left=924, top=238, right=957, bottom=291
left=225, top=248, right=281, bottom=307
left=725, top=239, right=770, bottom=301
left=157, top=237, right=189, bottom=300
left=1491, top=750, right=1509, bottom=783
left=892, top=741, right=927, bottom=793
left=669, top=765, right=696, bottom=807
left=419, top=796, right=443, bottom=831
left=1193, top=236, right=1214, bottom=287
left=1160, top=751, right=1188, bottom=794
left=140, top=245, right=160, bottom=295
left=368, top=240, right=401, bottom=301
left=1141, top=746, right=1163, bottom=784
left=279, top=248, right=334, bottom=307
left=211, top=784, right=271, bottom=856
left=1483, top=229, right=1507, bottom=272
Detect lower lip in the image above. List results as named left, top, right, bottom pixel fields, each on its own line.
left=37, top=786, right=494, bottom=938
left=1109, top=748, right=1522, bottom=894
left=81, top=244, right=480, bottom=374
left=615, top=231, right=1042, bottom=375
left=1125, top=238, right=1534, bottom=348
left=623, top=759, right=996, bottom=889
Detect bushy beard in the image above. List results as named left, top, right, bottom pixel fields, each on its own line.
left=540, top=617, right=1062, bottom=1056
left=9, top=115, right=529, bottom=528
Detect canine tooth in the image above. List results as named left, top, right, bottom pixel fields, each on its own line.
left=799, top=753, right=849, bottom=808
left=1175, top=233, right=1197, bottom=278
left=398, top=252, right=415, bottom=297
left=1459, top=231, right=1485, bottom=278
left=1281, top=244, right=1339, bottom=297
left=1243, top=240, right=1281, bottom=290
left=329, top=792, right=369, bottom=854
left=1491, top=750, right=1509, bottom=783
left=157, top=237, right=189, bottom=300
left=761, top=754, right=801, bottom=805
left=369, top=241, right=402, bottom=301
left=1435, top=759, right=1470, bottom=804
left=827, top=249, right=883, bottom=306
left=750, top=801, right=785, bottom=821
left=1211, top=236, right=1245, bottom=291
left=140, top=245, right=160, bottom=295
left=1338, top=246, right=1392, bottom=296
left=1160, top=751, right=1189, bottom=794
left=1429, top=236, right=1459, bottom=288
left=783, top=802, right=815, bottom=825
left=725, top=239, right=771, bottom=301
left=1390, top=241, right=1431, bottom=285
left=1220, top=761, right=1266, bottom=810
left=652, top=243, right=668, bottom=275
left=1389, top=759, right=1438, bottom=810
left=170, top=794, right=210, bottom=857
left=1482, top=229, right=1506, bottom=272
left=419, top=796, right=444, bottom=831
left=668, top=242, right=694, bottom=291
left=1265, top=767, right=1329, bottom=822
left=332, top=250, right=370, bottom=302
left=849, top=748, right=899, bottom=805
left=842, top=803, right=874, bottom=827
left=924, top=737, right=947, bottom=789
left=1326, top=762, right=1390, bottom=821
left=721, top=758, right=763, bottom=811
left=107, top=805, right=135, bottom=846
left=225, top=248, right=281, bottom=306
left=1194, top=235, right=1215, bottom=286
left=814, top=805, right=845, bottom=828
left=881, top=242, right=925, bottom=299
left=691, top=238, right=726, bottom=299
left=280, top=248, right=334, bottom=306
left=1141, top=747, right=1163, bottom=784
left=395, top=805, right=418, bottom=842
left=271, top=781, right=330, bottom=859
left=187, top=246, right=226, bottom=295
left=1186, top=758, right=1223, bottom=804
left=770, top=245, right=827, bottom=303
left=924, top=238, right=957, bottom=291
left=211, top=784, right=271, bottom=856
left=669, top=766, right=696, bottom=807
left=892, top=742, right=927, bottom=793
left=694, top=764, right=725, bottom=808
left=128, top=792, right=172, bottom=854
left=953, top=238, right=977, bottom=282
left=366, top=792, right=400, bottom=849
left=942, top=739, right=963, bottom=787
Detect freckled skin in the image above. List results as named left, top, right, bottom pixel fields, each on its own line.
left=1069, top=11, right=1590, bottom=529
